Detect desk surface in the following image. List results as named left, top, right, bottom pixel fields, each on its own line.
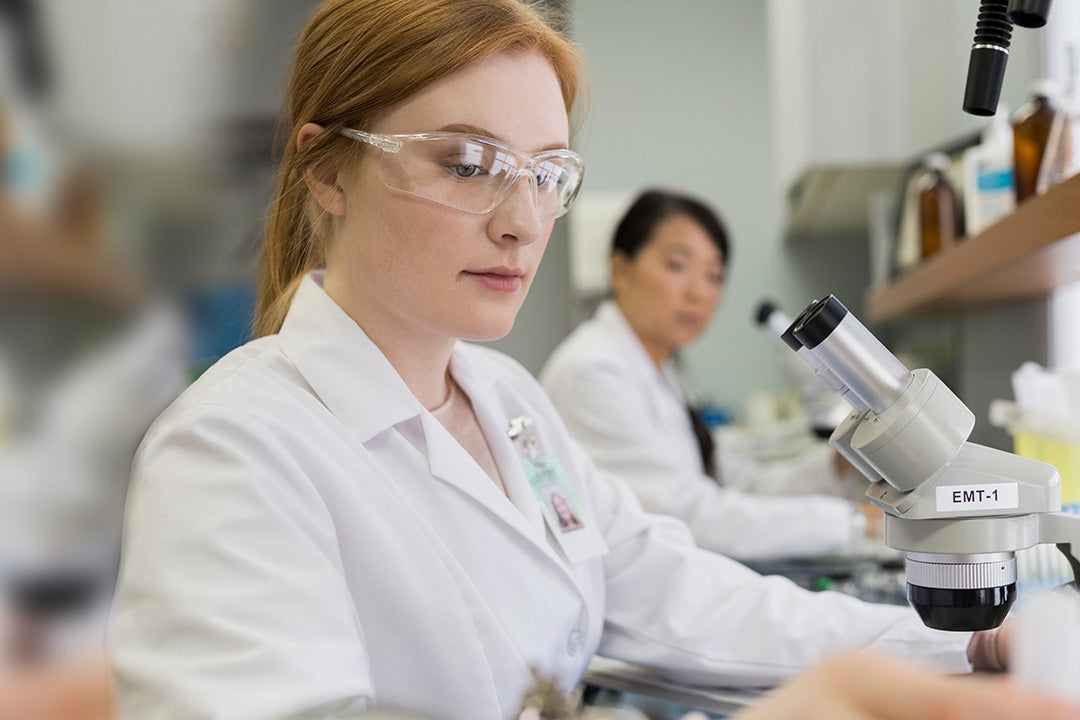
left=583, top=658, right=766, bottom=717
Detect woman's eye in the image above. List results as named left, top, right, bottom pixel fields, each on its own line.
left=447, top=163, right=483, bottom=179
left=664, top=261, right=686, bottom=272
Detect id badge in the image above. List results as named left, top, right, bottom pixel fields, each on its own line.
left=522, top=454, right=608, bottom=565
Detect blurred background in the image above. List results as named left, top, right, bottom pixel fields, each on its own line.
left=1, top=0, right=1079, bottom=713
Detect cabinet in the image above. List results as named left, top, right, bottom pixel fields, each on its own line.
left=865, top=174, right=1080, bottom=322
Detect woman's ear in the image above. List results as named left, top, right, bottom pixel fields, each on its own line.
left=298, top=123, right=346, bottom=217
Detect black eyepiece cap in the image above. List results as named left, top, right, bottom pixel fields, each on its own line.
left=755, top=300, right=778, bottom=326
left=780, top=327, right=802, bottom=351
left=793, top=295, right=848, bottom=350
left=1008, top=0, right=1052, bottom=27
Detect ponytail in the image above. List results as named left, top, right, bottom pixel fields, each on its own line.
left=253, top=139, right=327, bottom=337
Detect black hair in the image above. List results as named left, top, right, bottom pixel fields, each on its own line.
left=610, top=189, right=730, bottom=266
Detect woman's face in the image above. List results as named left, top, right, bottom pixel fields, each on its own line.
left=324, top=50, right=569, bottom=347
left=551, top=494, right=573, bottom=523
left=612, top=213, right=726, bottom=365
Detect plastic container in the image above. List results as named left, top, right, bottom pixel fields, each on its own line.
left=962, top=105, right=1016, bottom=236
left=917, top=152, right=959, bottom=259
left=1012, top=79, right=1060, bottom=203
left=989, top=398, right=1080, bottom=595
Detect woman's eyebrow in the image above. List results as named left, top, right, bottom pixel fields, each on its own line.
left=435, top=123, right=569, bottom=152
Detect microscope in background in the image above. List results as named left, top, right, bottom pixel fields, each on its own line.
left=779, top=295, right=1080, bottom=632
left=755, top=301, right=850, bottom=439
left=964, top=0, right=1055, bottom=116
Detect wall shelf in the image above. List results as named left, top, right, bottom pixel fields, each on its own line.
left=866, top=173, right=1080, bottom=324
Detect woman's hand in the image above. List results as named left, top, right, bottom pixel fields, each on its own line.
left=0, top=656, right=114, bottom=720
left=731, top=651, right=1080, bottom=720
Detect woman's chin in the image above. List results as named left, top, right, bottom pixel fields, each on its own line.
left=456, top=316, right=517, bottom=342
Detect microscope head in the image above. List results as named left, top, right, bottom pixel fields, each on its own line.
left=963, top=0, right=1055, bottom=116
left=782, top=296, right=1067, bottom=631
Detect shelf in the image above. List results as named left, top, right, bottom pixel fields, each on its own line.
left=785, top=163, right=904, bottom=242
left=865, top=173, right=1080, bottom=323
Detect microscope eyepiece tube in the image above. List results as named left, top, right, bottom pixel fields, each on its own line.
left=780, top=326, right=802, bottom=352
left=792, top=296, right=911, bottom=415
left=1007, top=0, right=1052, bottom=27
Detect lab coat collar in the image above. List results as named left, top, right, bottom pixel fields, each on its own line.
left=278, top=272, right=426, bottom=443
left=594, top=300, right=685, bottom=401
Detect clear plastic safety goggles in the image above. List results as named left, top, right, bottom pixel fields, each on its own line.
left=339, top=128, right=584, bottom=219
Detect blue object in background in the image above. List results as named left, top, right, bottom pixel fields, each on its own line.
left=699, top=405, right=735, bottom=431
left=187, top=283, right=255, bottom=373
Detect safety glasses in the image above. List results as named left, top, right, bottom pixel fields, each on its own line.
left=339, top=128, right=584, bottom=219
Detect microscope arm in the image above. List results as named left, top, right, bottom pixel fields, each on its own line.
left=1040, top=512, right=1080, bottom=585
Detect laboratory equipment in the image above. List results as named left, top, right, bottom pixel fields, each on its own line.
left=963, top=0, right=1055, bottom=116
left=781, top=295, right=1080, bottom=631
left=754, top=300, right=849, bottom=437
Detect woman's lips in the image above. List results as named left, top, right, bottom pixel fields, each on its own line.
left=676, top=312, right=705, bottom=328
left=463, top=267, right=523, bottom=292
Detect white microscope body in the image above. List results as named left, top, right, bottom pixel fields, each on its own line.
left=782, top=296, right=1080, bottom=630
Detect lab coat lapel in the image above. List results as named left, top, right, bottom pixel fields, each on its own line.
left=278, top=274, right=425, bottom=442
left=449, top=348, right=546, bottom=534
left=419, top=395, right=581, bottom=592
left=422, top=346, right=572, bottom=574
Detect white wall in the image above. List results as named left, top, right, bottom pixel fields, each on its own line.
left=500, top=0, right=1057, bottom=423
left=555, top=0, right=862, bottom=416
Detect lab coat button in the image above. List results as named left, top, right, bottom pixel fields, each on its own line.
left=567, top=629, right=584, bottom=655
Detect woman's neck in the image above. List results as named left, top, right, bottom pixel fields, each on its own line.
left=325, top=275, right=455, bottom=410
left=614, top=299, right=673, bottom=370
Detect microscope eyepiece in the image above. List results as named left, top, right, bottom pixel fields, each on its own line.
left=906, top=552, right=1017, bottom=631
left=791, top=295, right=910, bottom=414
left=791, top=296, right=848, bottom=350
left=1007, top=0, right=1052, bottom=27
left=780, top=326, right=802, bottom=352
left=754, top=300, right=778, bottom=326
left=964, top=0, right=1013, bottom=116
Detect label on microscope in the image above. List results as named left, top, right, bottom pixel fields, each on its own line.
left=935, top=483, right=1019, bottom=512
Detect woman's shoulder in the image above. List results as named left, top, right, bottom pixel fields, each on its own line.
left=540, top=319, right=639, bottom=395
left=142, top=335, right=316, bottom=448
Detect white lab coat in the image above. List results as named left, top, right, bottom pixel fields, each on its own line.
left=111, top=274, right=969, bottom=720
left=540, top=301, right=857, bottom=559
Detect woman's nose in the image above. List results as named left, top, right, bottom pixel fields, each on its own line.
left=487, top=174, right=544, bottom=245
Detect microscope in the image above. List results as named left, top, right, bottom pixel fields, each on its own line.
left=964, top=0, right=1055, bottom=116
left=779, top=295, right=1080, bottom=631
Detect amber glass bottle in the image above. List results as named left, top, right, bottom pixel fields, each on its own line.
left=1013, top=81, right=1059, bottom=203
left=918, top=153, right=958, bottom=260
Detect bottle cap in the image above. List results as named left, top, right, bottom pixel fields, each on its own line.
left=1028, top=77, right=1062, bottom=100
left=923, top=152, right=951, bottom=171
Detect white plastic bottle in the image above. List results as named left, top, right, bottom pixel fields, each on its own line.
left=963, top=105, right=1017, bottom=236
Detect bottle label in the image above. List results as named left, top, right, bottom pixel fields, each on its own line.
left=977, top=168, right=1014, bottom=191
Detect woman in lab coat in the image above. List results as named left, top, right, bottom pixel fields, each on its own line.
left=108, top=2, right=1018, bottom=719
left=540, top=189, right=864, bottom=560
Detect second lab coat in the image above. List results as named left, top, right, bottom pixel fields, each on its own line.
left=111, top=275, right=969, bottom=720
left=540, top=301, right=857, bottom=559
